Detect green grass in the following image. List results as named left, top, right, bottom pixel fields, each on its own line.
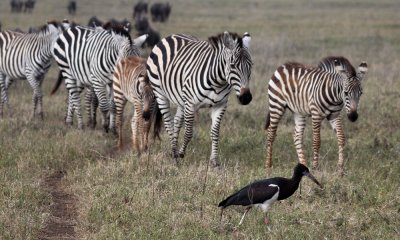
left=0, top=0, right=399, bottom=239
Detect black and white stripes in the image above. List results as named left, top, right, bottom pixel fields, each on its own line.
left=52, top=23, right=145, bottom=131
left=0, top=21, right=65, bottom=118
left=265, top=57, right=367, bottom=175
left=147, top=32, right=252, bottom=166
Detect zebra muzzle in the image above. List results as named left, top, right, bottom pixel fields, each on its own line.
left=347, top=111, right=358, bottom=122
left=142, top=110, right=151, bottom=121
left=238, top=88, right=252, bottom=105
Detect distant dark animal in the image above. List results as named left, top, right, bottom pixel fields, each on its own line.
left=133, top=1, right=148, bottom=19
left=218, top=163, right=322, bottom=226
left=147, top=32, right=252, bottom=165
left=23, top=0, right=35, bottom=13
left=108, top=19, right=132, bottom=34
left=134, top=16, right=160, bottom=49
left=10, top=0, right=23, bottom=13
left=112, top=56, right=161, bottom=152
left=67, top=1, right=76, bottom=15
left=134, top=16, right=149, bottom=33
left=265, top=57, right=368, bottom=176
left=0, top=21, right=66, bottom=119
left=150, top=2, right=171, bottom=22
left=88, top=16, right=103, bottom=28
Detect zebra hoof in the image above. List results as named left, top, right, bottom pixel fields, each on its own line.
left=337, top=167, right=345, bottom=177
left=179, top=152, right=185, bottom=158
left=312, top=161, right=319, bottom=170
left=211, top=159, right=220, bottom=168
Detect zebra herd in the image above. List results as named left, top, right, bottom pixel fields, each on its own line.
left=0, top=19, right=368, bottom=175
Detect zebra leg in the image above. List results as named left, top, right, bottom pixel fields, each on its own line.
left=293, top=113, right=307, bottom=165
left=132, top=101, right=142, bottom=154
left=154, top=94, right=177, bottom=158
left=69, top=89, right=84, bottom=129
left=265, top=108, right=286, bottom=173
left=84, top=88, right=97, bottom=129
left=26, top=74, right=44, bottom=120
left=329, top=117, right=345, bottom=176
left=178, top=104, right=194, bottom=159
left=131, top=104, right=141, bottom=155
left=209, top=104, right=227, bottom=166
left=173, top=106, right=184, bottom=157
left=94, top=86, right=110, bottom=133
left=0, top=73, right=8, bottom=118
left=311, top=116, right=324, bottom=169
left=115, top=97, right=127, bottom=150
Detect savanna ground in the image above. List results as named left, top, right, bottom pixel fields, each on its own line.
left=0, top=0, right=399, bottom=239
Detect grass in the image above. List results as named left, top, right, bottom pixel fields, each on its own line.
left=0, top=0, right=399, bottom=239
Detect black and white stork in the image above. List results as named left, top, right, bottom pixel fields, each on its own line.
left=218, top=163, right=322, bottom=225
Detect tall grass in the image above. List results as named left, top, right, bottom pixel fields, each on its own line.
left=0, top=0, right=399, bottom=239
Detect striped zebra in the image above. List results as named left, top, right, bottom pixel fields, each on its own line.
left=52, top=22, right=147, bottom=131
left=147, top=32, right=253, bottom=166
left=0, top=21, right=66, bottom=118
left=112, top=56, right=162, bottom=152
left=265, top=57, right=368, bottom=175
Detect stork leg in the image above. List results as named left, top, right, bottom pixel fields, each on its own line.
left=263, top=215, right=270, bottom=225
left=238, top=207, right=252, bottom=226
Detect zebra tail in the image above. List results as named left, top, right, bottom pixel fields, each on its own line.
left=152, top=102, right=163, bottom=140
left=50, top=71, right=64, bottom=95
left=264, top=111, right=270, bottom=130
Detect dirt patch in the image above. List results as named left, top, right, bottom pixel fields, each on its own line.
left=38, top=170, right=77, bottom=240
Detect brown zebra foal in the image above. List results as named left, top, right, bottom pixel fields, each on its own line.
left=113, top=56, right=159, bottom=153
left=265, top=57, right=367, bottom=175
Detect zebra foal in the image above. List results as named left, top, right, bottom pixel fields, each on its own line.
left=147, top=32, right=253, bottom=166
left=265, top=57, right=367, bottom=175
left=113, top=56, right=161, bottom=153
left=0, top=21, right=66, bottom=119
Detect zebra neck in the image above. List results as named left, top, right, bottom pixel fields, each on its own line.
left=208, top=51, right=230, bottom=88
left=331, top=76, right=345, bottom=104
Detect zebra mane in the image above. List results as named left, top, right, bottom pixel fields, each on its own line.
left=284, top=62, right=313, bottom=69
left=208, top=32, right=243, bottom=49
left=318, top=56, right=357, bottom=76
left=103, top=21, right=133, bottom=44
left=37, top=20, right=60, bottom=33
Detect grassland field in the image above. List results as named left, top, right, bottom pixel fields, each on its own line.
left=0, top=0, right=399, bottom=239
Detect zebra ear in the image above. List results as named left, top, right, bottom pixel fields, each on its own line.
left=357, top=62, right=368, bottom=80
left=242, top=32, right=251, bottom=50
left=334, top=60, right=348, bottom=75
left=133, top=34, right=148, bottom=48
left=223, top=31, right=235, bottom=50
left=124, top=22, right=131, bottom=32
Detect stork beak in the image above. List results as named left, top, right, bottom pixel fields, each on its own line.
left=305, top=172, right=322, bottom=188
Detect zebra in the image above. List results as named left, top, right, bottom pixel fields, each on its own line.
left=147, top=32, right=253, bottom=166
left=0, top=21, right=66, bottom=119
left=52, top=22, right=147, bottom=131
left=265, top=57, right=368, bottom=175
left=112, top=56, right=162, bottom=153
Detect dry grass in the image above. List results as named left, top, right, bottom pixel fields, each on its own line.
left=0, top=0, right=399, bottom=239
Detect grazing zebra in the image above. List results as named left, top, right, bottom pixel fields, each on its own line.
left=52, top=22, right=147, bottom=131
left=112, top=56, right=162, bottom=152
left=0, top=21, right=66, bottom=119
left=147, top=32, right=253, bottom=166
left=265, top=57, right=368, bottom=175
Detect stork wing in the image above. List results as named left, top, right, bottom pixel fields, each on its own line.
left=225, top=181, right=279, bottom=206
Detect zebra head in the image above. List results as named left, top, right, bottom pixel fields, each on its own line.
left=223, top=32, right=253, bottom=105
left=335, top=60, right=368, bottom=122
left=140, top=75, right=155, bottom=121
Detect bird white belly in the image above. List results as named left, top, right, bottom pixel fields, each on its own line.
left=257, top=184, right=280, bottom=213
